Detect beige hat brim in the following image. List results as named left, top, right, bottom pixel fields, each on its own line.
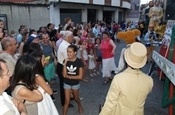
left=124, top=48, right=147, bottom=68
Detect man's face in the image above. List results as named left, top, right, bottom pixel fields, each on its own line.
left=10, top=38, right=18, bottom=54
left=0, top=62, right=12, bottom=91
left=149, top=1, right=154, bottom=7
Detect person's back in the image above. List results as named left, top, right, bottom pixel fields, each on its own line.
left=112, top=67, right=153, bottom=114
left=99, top=42, right=153, bottom=115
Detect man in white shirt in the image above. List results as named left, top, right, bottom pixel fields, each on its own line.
left=56, top=31, right=74, bottom=107
left=0, top=59, right=27, bottom=115
left=0, top=37, right=18, bottom=74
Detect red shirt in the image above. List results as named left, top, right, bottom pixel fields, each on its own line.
left=100, top=38, right=114, bottom=59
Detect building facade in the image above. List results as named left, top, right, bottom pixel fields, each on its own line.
left=0, top=0, right=132, bottom=32
left=49, top=0, right=131, bottom=26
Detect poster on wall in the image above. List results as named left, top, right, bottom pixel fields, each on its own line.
left=0, top=14, right=8, bottom=30
left=127, top=0, right=140, bottom=19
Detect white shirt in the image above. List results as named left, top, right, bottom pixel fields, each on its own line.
left=57, top=40, right=70, bottom=64
left=0, top=92, right=20, bottom=115
left=56, top=38, right=63, bottom=52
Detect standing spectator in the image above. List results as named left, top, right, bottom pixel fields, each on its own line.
left=144, top=24, right=158, bottom=62
left=57, top=31, right=74, bottom=107
left=99, top=42, right=153, bottom=115
left=62, top=44, right=83, bottom=115
left=0, top=37, right=18, bottom=74
left=92, top=24, right=99, bottom=37
left=63, top=17, right=72, bottom=31
left=10, top=55, right=43, bottom=115
left=16, top=28, right=24, bottom=44
left=0, top=59, right=27, bottom=115
left=40, top=33, right=56, bottom=82
left=47, top=23, right=55, bottom=39
left=145, top=1, right=154, bottom=32
left=88, top=49, right=98, bottom=77
left=94, top=37, right=102, bottom=74
left=100, top=31, right=117, bottom=84
left=0, top=19, right=5, bottom=41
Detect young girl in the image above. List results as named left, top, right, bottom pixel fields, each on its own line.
left=62, top=44, right=83, bottom=115
left=80, top=39, right=89, bottom=81
left=30, top=51, right=59, bottom=115
left=94, top=37, right=102, bottom=75
left=88, top=49, right=97, bottom=77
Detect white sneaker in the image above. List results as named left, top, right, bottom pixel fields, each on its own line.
left=90, top=74, right=94, bottom=77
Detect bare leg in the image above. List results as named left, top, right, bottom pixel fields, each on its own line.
left=72, top=89, right=83, bottom=115
left=63, top=89, right=71, bottom=115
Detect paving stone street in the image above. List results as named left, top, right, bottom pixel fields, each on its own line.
left=52, top=40, right=168, bottom=115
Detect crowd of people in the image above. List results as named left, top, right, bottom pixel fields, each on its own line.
left=0, top=5, right=159, bottom=113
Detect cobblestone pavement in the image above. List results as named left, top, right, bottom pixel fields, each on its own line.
left=51, top=40, right=168, bottom=115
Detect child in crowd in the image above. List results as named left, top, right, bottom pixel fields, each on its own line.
left=144, top=25, right=158, bottom=62
left=94, top=37, right=102, bottom=74
left=88, top=49, right=98, bottom=77
left=80, top=39, right=88, bottom=81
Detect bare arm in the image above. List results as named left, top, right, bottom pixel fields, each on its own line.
left=109, top=39, right=116, bottom=55
left=17, top=87, right=43, bottom=102
left=12, top=98, right=27, bottom=115
left=35, top=75, right=53, bottom=95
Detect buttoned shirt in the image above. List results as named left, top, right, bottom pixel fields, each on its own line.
left=100, top=67, right=153, bottom=115
left=57, top=40, right=70, bottom=64
left=0, top=92, right=20, bottom=115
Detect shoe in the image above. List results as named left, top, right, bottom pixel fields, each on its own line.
left=90, top=74, right=94, bottom=77
left=68, top=104, right=74, bottom=108
left=53, top=90, right=58, bottom=94
left=80, top=97, right=83, bottom=101
left=103, top=80, right=109, bottom=85
left=93, top=73, right=97, bottom=76
left=97, top=71, right=100, bottom=75
left=51, top=95, right=56, bottom=101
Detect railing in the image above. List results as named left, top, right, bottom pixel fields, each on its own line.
left=152, top=50, right=175, bottom=115
left=152, top=51, right=175, bottom=85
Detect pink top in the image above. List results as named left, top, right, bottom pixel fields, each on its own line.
left=100, top=38, right=114, bottom=59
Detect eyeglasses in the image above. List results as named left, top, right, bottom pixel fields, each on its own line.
left=1, top=70, right=11, bottom=77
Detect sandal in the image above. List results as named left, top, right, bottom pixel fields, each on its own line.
left=103, top=80, right=109, bottom=85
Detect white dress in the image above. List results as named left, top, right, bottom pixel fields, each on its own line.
left=37, top=86, right=59, bottom=115
left=88, top=54, right=96, bottom=69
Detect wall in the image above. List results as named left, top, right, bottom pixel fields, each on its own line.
left=0, top=4, right=49, bottom=32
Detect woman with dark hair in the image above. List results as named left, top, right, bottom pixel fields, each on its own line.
left=30, top=51, right=59, bottom=115
left=63, top=44, right=83, bottom=115
left=100, top=31, right=117, bottom=84
left=10, top=55, right=43, bottom=115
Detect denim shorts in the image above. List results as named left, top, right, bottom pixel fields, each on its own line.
left=64, top=83, right=80, bottom=90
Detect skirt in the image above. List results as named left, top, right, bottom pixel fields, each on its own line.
left=102, top=57, right=117, bottom=78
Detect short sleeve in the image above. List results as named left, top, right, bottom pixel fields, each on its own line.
left=78, top=58, right=84, bottom=67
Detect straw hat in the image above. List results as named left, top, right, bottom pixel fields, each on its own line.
left=124, top=42, right=147, bottom=68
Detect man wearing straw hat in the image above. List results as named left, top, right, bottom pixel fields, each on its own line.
left=99, top=42, right=153, bottom=115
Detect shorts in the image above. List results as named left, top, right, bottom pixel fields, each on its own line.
left=64, top=83, right=80, bottom=90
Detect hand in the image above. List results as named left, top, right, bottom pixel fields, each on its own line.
left=111, top=50, right=115, bottom=55
left=12, top=98, right=20, bottom=108
left=21, top=112, right=27, bottom=115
